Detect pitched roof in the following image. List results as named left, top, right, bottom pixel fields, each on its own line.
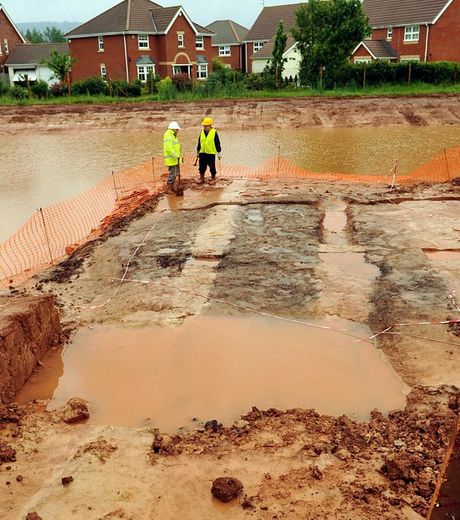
left=5, top=43, right=70, bottom=66
left=252, top=35, right=296, bottom=60
left=362, top=0, right=454, bottom=27
left=354, top=39, right=398, bottom=59
left=66, top=0, right=207, bottom=37
left=245, top=3, right=304, bottom=42
left=206, top=20, right=249, bottom=45
left=0, top=4, right=27, bottom=43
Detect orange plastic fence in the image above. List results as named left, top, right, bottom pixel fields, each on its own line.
left=1, top=147, right=458, bottom=289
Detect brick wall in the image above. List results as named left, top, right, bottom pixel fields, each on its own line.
left=429, top=0, right=460, bottom=62
left=211, top=44, right=243, bottom=70
left=0, top=10, right=23, bottom=70
left=372, top=26, right=428, bottom=61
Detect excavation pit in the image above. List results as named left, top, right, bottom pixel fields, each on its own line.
left=18, top=315, right=408, bottom=431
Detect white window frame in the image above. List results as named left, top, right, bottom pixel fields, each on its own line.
left=354, top=57, right=372, bottom=64
left=404, top=25, right=420, bottom=42
left=98, top=36, right=104, bottom=51
left=253, top=41, right=265, bottom=52
left=400, top=55, right=420, bottom=62
left=177, top=32, right=184, bottom=48
left=138, top=34, right=150, bottom=49
left=219, top=45, right=231, bottom=56
left=137, top=64, right=155, bottom=82
left=387, top=27, right=393, bottom=39
left=4, top=39, right=9, bottom=54
left=195, top=36, right=204, bottom=50
left=0, top=42, right=2, bottom=56
left=100, top=64, right=107, bottom=80
left=197, top=64, right=208, bottom=80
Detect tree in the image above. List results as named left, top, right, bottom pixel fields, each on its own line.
left=265, top=21, right=288, bottom=89
left=291, top=0, right=370, bottom=87
left=42, top=49, right=76, bottom=95
left=25, top=28, right=45, bottom=43
left=44, top=27, right=66, bottom=43
left=24, top=26, right=66, bottom=44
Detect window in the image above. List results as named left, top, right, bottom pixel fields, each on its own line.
left=404, top=25, right=419, bottom=42
left=400, top=55, right=420, bottom=62
left=138, top=35, right=149, bottom=49
left=253, top=41, right=265, bottom=52
left=178, top=32, right=184, bottom=48
left=195, top=36, right=204, bottom=49
left=219, top=45, right=231, bottom=57
left=4, top=39, right=9, bottom=54
left=98, top=36, right=104, bottom=51
left=137, top=64, right=155, bottom=82
left=387, top=27, right=393, bottom=39
left=197, top=64, right=208, bottom=80
left=354, top=57, right=371, bottom=64
left=100, top=64, right=107, bottom=80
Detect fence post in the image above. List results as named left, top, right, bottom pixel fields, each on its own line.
left=39, top=208, right=54, bottom=264
left=444, top=148, right=450, bottom=180
left=408, top=62, right=412, bottom=85
left=362, top=65, right=366, bottom=89
left=390, top=160, right=398, bottom=189
left=112, top=170, right=119, bottom=201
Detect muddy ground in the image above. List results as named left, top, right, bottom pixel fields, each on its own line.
left=0, top=175, right=459, bottom=519
left=0, top=94, right=459, bottom=134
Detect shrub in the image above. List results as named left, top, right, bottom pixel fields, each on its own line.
left=72, top=76, right=106, bottom=96
left=126, top=79, right=142, bottom=97
left=243, top=73, right=265, bottom=90
left=49, top=81, right=67, bottom=97
left=157, top=76, right=177, bottom=100
left=31, top=80, right=49, bottom=99
left=172, top=73, right=192, bottom=92
left=0, top=81, right=8, bottom=95
left=110, top=79, right=130, bottom=97
left=9, top=85, right=27, bottom=99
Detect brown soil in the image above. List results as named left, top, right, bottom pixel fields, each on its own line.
left=1, top=97, right=460, bottom=519
left=0, top=95, right=459, bottom=134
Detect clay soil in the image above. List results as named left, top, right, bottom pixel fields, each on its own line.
left=1, top=96, right=460, bottom=519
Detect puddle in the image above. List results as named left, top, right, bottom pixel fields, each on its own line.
left=156, top=187, right=225, bottom=213
left=19, top=315, right=408, bottom=431
left=431, top=428, right=460, bottom=520
left=323, top=209, right=347, bottom=233
left=423, top=248, right=460, bottom=261
left=319, top=252, right=380, bottom=278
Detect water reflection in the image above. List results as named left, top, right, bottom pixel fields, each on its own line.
left=0, top=127, right=458, bottom=241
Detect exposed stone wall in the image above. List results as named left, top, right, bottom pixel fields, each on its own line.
left=0, top=295, right=61, bottom=403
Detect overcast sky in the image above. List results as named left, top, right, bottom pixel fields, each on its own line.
left=5, top=0, right=305, bottom=29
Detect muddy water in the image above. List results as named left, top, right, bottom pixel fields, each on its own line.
left=424, top=249, right=460, bottom=261
left=1, top=126, right=459, bottom=241
left=19, top=315, right=408, bottom=431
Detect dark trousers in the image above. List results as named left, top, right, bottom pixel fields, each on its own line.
left=198, top=153, right=217, bottom=177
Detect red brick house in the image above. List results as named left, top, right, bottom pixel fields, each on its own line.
left=243, top=3, right=302, bottom=73
left=0, top=4, right=26, bottom=74
left=205, top=20, right=248, bottom=71
left=353, top=0, right=460, bottom=63
left=66, top=0, right=214, bottom=82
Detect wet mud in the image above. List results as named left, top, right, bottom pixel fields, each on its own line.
left=1, top=170, right=460, bottom=517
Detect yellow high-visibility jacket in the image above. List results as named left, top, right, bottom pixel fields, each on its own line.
left=163, top=129, right=181, bottom=166
left=199, top=128, right=217, bottom=155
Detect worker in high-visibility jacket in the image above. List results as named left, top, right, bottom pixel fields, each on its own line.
left=163, top=121, right=183, bottom=192
left=196, top=117, right=222, bottom=184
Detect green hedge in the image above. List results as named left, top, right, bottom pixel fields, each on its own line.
left=325, top=61, right=458, bottom=89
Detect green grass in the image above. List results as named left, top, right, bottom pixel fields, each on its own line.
left=0, top=82, right=458, bottom=106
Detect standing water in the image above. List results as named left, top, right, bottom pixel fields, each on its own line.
left=17, top=315, right=408, bottom=431
left=0, top=126, right=459, bottom=241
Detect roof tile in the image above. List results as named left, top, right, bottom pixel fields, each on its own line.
left=5, top=43, right=70, bottom=66
left=245, top=3, right=304, bottom=42
left=363, top=0, right=453, bottom=27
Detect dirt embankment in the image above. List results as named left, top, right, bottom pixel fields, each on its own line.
left=0, top=94, right=459, bottom=134
left=0, top=295, right=61, bottom=404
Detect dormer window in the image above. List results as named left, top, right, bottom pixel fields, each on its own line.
left=178, top=32, right=184, bottom=48
left=387, top=27, right=393, bottom=39
left=404, top=25, right=420, bottom=42
left=98, top=36, right=104, bottom=51
left=138, top=35, right=149, bottom=49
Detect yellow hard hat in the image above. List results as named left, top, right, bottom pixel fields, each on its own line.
left=202, top=117, right=213, bottom=126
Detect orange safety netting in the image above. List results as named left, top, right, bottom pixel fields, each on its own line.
left=1, top=146, right=458, bottom=289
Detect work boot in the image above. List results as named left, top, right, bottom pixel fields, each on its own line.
left=210, top=176, right=216, bottom=185
left=165, top=183, right=174, bottom=194
left=198, top=174, right=205, bottom=184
